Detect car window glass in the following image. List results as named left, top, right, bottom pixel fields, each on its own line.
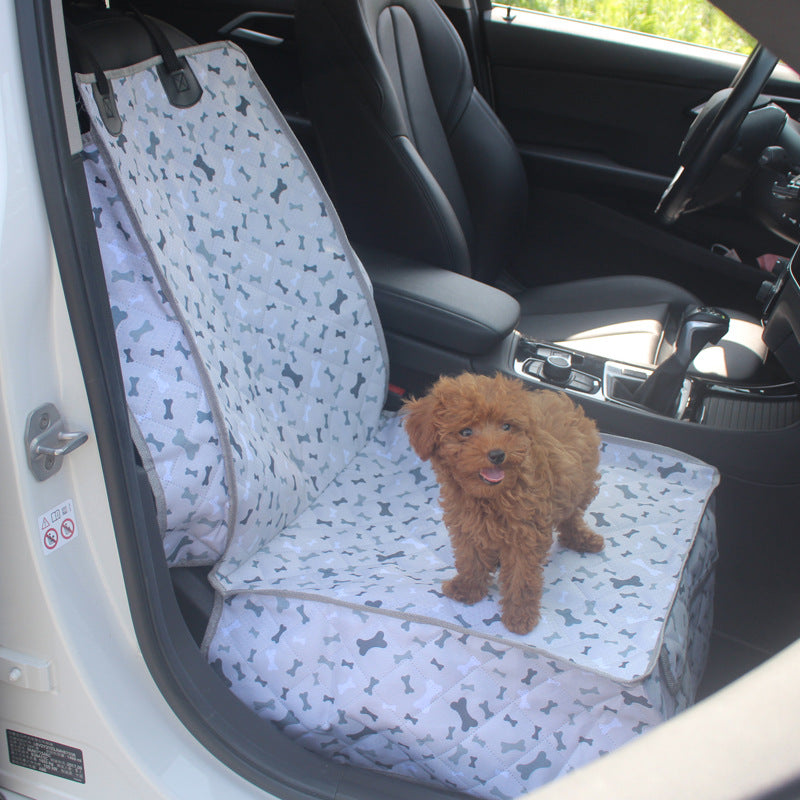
left=498, top=0, right=755, bottom=54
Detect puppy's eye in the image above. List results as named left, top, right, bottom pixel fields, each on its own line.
left=460, top=428, right=473, bottom=438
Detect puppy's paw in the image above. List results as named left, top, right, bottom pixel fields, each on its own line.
left=502, top=604, right=540, bottom=635
left=558, top=525, right=605, bottom=554
left=573, top=531, right=604, bottom=553
left=442, top=576, right=487, bottom=605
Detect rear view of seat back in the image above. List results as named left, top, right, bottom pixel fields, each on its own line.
left=74, top=14, right=388, bottom=568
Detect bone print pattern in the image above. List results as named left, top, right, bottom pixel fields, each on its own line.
left=78, top=43, right=718, bottom=799
left=207, top=422, right=718, bottom=798
left=84, top=140, right=230, bottom=565
left=77, top=43, right=387, bottom=562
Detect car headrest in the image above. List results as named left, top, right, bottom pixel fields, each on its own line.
left=65, top=6, right=197, bottom=72
left=65, top=6, right=202, bottom=134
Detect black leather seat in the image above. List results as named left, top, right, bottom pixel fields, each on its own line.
left=295, top=0, right=767, bottom=379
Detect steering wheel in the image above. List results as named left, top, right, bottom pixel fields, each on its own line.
left=656, top=44, right=779, bottom=224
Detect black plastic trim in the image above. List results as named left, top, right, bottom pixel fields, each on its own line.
left=13, top=2, right=466, bottom=798
left=518, top=144, right=669, bottom=196
left=363, top=249, right=521, bottom=355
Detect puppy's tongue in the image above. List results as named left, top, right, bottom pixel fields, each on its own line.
left=480, top=467, right=505, bottom=484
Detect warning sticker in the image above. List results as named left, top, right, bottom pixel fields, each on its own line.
left=37, top=500, right=78, bottom=555
left=7, top=729, right=86, bottom=783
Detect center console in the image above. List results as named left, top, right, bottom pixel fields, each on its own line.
left=362, top=243, right=800, bottom=485
left=481, top=251, right=800, bottom=486
left=512, top=335, right=800, bottom=432
left=508, top=251, right=800, bottom=435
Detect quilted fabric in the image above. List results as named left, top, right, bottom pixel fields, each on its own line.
left=206, top=416, right=718, bottom=798
left=78, top=38, right=719, bottom=799
left=83, top=139, right=230, bottom=565
left=76, top=42, right=387, bottom=563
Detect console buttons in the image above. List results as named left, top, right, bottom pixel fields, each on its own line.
left=567, top=372, right=601, bottom=393
left=522, top=359, right=600, bottom=394
left=535, top=345, right=583, bottom=365
left=542, top=354, right=572, bottom=385
left=523, top=358, right=545, bottom=379
left=535, top=345, right=560, bottom=360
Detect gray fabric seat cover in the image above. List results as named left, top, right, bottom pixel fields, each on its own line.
left=79, top=40, right=719, bottom=799
left=79, top=43, right=387, bottom=567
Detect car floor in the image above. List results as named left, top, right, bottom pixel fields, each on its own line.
left=698, top=631, right=773, bottom=699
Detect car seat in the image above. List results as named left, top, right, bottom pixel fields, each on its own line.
left=294, top=0, right=767, bottom=381
left=73, top=10, right=720, bottom=798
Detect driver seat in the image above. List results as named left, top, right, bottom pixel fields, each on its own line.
left=295, top=0, right=767, bottom=380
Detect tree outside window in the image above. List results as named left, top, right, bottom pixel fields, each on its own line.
left=500, top=0, right=755, bottom=54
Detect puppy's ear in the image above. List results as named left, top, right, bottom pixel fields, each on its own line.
left=402, top=394, right=439, bottom=461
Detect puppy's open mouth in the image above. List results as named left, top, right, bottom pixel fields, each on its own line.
left=479, top=467, right=505, bottom=484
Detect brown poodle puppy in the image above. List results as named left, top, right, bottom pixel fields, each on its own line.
left=403, top=372, right=603, bottom=634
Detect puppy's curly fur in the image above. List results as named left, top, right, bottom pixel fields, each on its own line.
left=403, top=372, right=603, bottom=634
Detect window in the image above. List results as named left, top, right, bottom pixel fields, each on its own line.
left=501, top=0, right=755, bottom=54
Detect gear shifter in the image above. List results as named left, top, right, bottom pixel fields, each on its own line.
left=633, top=307, right=730, bottom=415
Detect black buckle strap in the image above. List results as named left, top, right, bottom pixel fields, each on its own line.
left=66, top=4, right=202, bottom=136
left=65, top=18, right=123, bottom=135
left=126, top=4, right=203, bottom=109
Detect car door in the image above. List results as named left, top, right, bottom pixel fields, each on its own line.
left=472, top=0, right=800, bottom=266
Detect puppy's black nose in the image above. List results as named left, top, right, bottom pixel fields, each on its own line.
left=488, top=449, right=505, bottom=465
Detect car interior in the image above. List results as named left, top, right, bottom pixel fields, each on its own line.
left=17, top=0, right=800, bottom=796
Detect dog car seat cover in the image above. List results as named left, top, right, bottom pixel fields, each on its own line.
left=76, top=42, right=388, bottom=564
left=206, top=427, right=718, bottom=798
left=79, top=37, right=720, bottom=800
left=83, top=139, right=231, bottom=566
